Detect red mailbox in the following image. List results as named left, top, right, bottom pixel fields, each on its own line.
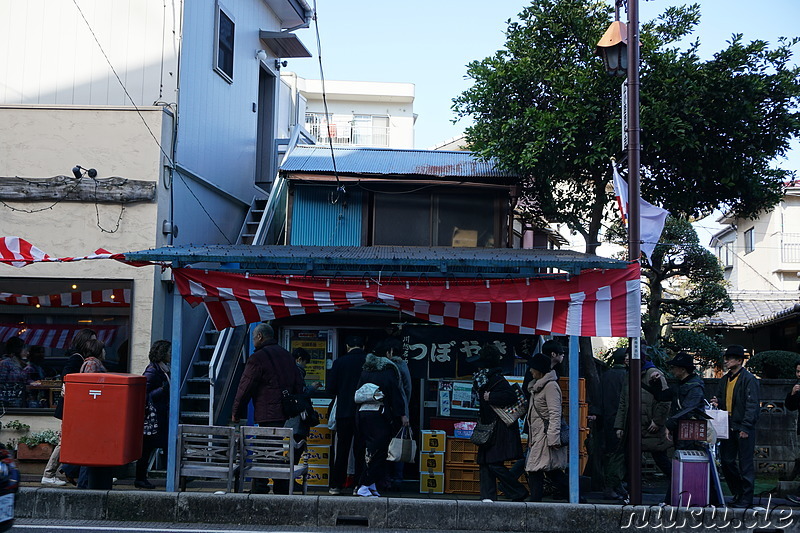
left=60, top=373, right=146, bottom=466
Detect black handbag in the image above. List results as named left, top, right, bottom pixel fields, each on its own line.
left=470, top=420, right=497, bottom=446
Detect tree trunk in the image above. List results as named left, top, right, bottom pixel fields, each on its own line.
left=644, top=278, right=663, bottom=346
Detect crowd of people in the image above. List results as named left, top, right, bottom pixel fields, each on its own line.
left=0, top=326, right=788, bottom=506
left=471, top=341, right=765, bottom=507
left=0, top=336, right=57, bottom=408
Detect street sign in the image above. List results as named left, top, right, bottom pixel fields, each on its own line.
left=622, top=81, right=628, bottom=151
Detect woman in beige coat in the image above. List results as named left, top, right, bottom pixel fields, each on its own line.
left=525, top=352, right=568, bottom=501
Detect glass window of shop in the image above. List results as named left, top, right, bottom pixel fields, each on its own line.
left=0, top=278, right=132, bottom=412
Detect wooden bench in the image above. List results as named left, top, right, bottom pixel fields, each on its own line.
left=178, top=424, right=239, bottom=492
left=238, top=426, right=308, bottom=494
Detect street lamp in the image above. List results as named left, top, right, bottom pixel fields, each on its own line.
left=597, top=0, right=643, bottom=506
left=596, top=21, right=628, bottom=76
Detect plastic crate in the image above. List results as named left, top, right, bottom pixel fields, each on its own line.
left=445, top=439, right=478, bottom=466
left=445, top=466, right=480, bottom=494
left=558, top=377, right=586, bottom=403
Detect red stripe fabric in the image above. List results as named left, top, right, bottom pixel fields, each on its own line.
left=173, top=265, right=641, bottom=337
left=0, top=323, right=121, bottom=349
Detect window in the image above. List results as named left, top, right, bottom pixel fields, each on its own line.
left=215, top=4, right=235, bottom=82
left=744, top=228, right=755, bottom=254
left=372, top=190, right=498, bottom=246
left=0, top=278, right=132, bottom=413
left=717, top=242, right=733, bottom=268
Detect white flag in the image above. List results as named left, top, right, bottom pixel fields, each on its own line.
left=612, top=164, right=669, bottom=258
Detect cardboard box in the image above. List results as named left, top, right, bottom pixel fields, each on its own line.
left=306, top=465, right=330, bottom=486
left=419, top=472, right=444, bottom=494
left=307, top=425, right=333, bottom=445
left=419, top=452, right=444, bottom=473
left=311, top=398, right=330, bottom=427
left=421, top=430, right=446, bottom=452
left=303, top=445, right=331, bottom=466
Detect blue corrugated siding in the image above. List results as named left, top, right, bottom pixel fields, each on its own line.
left=290, top=186, right=362, bottom=245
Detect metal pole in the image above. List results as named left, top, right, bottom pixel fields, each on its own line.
left=568, top=335, right=580, bottom=503
left=626, top=0, right=643, bottom=506
left=166, top=283, right=183, bottom=492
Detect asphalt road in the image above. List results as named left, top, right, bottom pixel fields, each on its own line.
left=12, top=520, right=500, bottom=533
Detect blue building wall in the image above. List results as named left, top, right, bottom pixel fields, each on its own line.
left=290, top=185, right=362, bottom=245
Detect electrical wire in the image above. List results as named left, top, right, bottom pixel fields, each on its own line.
left=72, top=0, right=175, bottom=170
left=175, top=172, right=232, bottom=244
left=311, top=0, right=344, bottom=204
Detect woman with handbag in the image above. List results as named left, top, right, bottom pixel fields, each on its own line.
left=354, top=339, right=408, bottom=498
left=135, top=340, right=171, bottom=490
left=525, top=352, right=568, bottom=501
left=470, top=345, right=527, bottom=502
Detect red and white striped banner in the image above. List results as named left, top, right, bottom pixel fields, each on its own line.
left=0, top=236, right=152, bottom=267
left=0, top=288, right=130, bottom=307
left=174, top=264, right=641, bottom=337
left=0, top=323, right=121, bottom=349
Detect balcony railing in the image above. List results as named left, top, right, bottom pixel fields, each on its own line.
left=782, top=233, right=800, bottom=263
left=305, top=114, right=389, bottom=147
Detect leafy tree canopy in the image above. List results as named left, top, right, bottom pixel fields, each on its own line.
left=453, top=0, right=800, bottom=253
left=608, top=216, right=733, bottom=345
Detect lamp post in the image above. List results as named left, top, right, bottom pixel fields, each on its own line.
left=597, top=0, right=642, bottom=505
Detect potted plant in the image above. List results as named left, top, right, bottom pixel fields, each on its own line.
left=0, top=420, right=30, bottom=454
left=16, top=430, right=59, bottom=461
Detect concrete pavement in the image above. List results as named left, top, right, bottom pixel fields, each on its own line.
left=15, top=485, right=800, bottom=532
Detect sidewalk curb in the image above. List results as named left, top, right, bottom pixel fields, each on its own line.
left=16, top=487, right=800, bottom=531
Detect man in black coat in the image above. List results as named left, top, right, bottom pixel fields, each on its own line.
left=600, top=348, right=628, bottom=500
left=713, top=345, right=760, bottom=508
left=784, top=361, right=800, bottom=504
left=327, top=335, right=368, bottom=495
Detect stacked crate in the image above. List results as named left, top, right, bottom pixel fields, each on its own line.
left=419, top=430, right=446, bottom=494
left=444, top=438, right=480, bottom=494
left=558, top=377, right=589, bottom=474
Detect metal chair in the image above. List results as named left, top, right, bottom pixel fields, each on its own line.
left=238, top=426, right=308, bottom=494
left=177, top=424, right=239, bottom=492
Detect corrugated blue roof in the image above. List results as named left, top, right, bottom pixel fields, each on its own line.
left=280, top=145, right=514, bottom=180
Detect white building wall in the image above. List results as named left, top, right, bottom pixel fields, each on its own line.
left=0, top=106, right=169, bottom=430
left=0, top=0, right=179, bottom=106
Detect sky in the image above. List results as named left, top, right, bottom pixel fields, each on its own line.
left=289, top=0, right=800, bottom=244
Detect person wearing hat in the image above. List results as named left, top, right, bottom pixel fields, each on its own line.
left=599, top=347, right=628, bottom=500
left=712, top=345, right=760, bottom=508
left=664, top=351, right=705, bottom=447
left=470, top=345, right=528, bottom=502
left=525, top=352, right=569, bottom=501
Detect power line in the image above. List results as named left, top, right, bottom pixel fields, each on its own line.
left=311, top=0, right=344, bottom=204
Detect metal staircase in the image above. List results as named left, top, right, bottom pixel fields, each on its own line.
left=178, top=124, right=314, bottom=426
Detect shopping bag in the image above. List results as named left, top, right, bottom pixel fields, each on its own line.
left=328, top=398, right=338, bottom=431
left=490, top=383, right=527, bottom=427
left=387, top=426, right=417, bottom=463
left=705, top=408, right=729, bottom=440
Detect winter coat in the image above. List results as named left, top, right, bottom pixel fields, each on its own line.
left=143, top=362, right=170, bottom=449
left=614, top=366, right=672, bottom=453
left=600, top=364, right=627, bottom=447
left=666, top=374, right=705, bottom=433
left=231, top=340, right=305, bottom=424
left=785, top=383, right=800, bottom=434
left=473, top=367, right=523, bottom=465
left=327, top=348, right=368, bottom=419
left=525, top=370, right=568, bottom=472
left=356, top=354, right=406, bottom=422
left=716, top=367, right=760, bottom=434
left=391, top=356, right=412, bottom=413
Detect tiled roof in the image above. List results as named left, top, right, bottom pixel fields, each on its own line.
left=692, top=292, right=799, bottom=328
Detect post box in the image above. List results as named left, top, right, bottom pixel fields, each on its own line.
left=60, top=373, right=146, bottom=466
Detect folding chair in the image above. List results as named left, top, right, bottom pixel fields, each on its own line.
left=238, top=426, right=308, bottom=494
left=177, top=424, right=239, bottom=492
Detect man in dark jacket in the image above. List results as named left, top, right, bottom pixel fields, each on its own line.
left=665, top=351, right=705, bottom=449
left=601, top=348, right=628, bottom=500
left=784, top=361, right=800, bottom=504
left=231, top=322, right=304, bottom=494
left=326, top=335, right=368, bottom=495
left=713, top=345, right=760, bottom=508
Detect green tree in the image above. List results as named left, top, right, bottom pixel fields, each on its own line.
left=453, top=0, right=800, bottom=255
left=608, top=216, right=733, bottom=346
